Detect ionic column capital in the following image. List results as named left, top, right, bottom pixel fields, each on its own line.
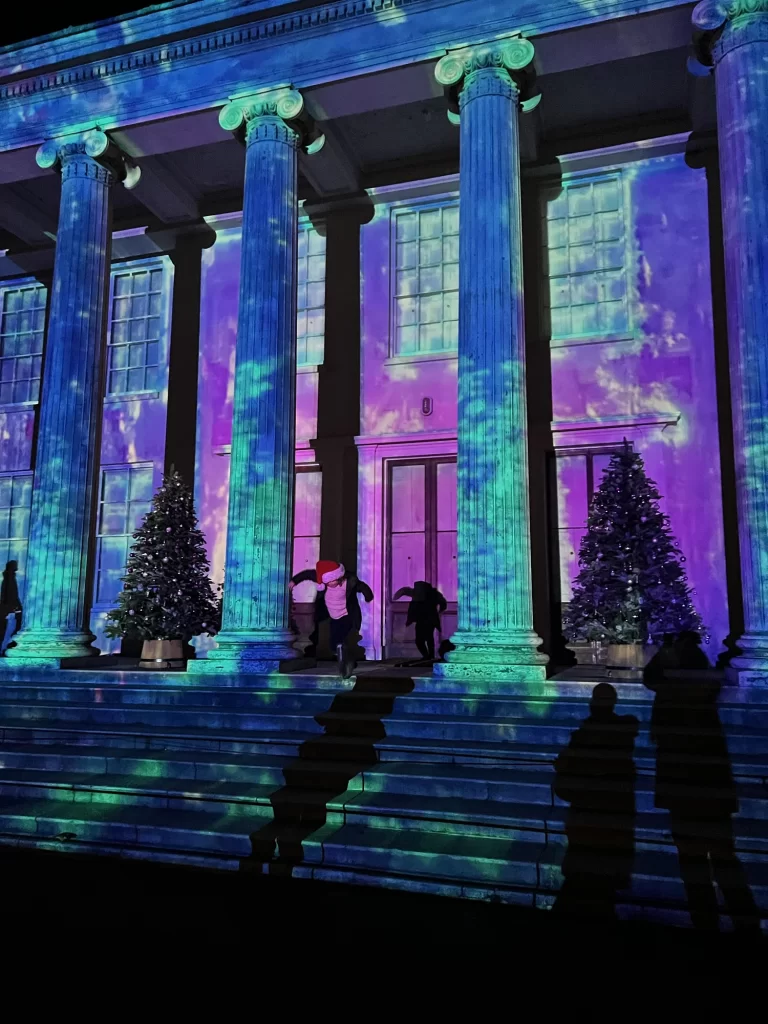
left=218, top=86, right=325, bottom=153
left=692, top=0, right=768, bottom=65
left=36, top=128, right=141, bottom=189
left=435, top=37, right=540, bottom=123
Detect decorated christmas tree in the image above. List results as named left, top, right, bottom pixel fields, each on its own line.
left=563, top=442, right=703, bottom=644
left=105, top=470, right=220, bottom=642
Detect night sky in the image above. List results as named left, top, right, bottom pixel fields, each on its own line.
left=2, top=3, right=173, bottom=47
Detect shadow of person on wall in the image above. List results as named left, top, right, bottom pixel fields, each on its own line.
left=0, top=560, right=21, bottom=654
left=241, top=673, right=415, bottom=874
left=644, top=633, right=761, bottom=934
left=552, top=683, right=638, bottom=920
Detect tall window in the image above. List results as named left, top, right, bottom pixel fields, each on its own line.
left=0, top=473, right=32, bottom=597
left=292, top=469, right=322, bottom=602
left=542, top=174, right=630, bottom=344
left=94, top=464, right=154, bottom=605
left=553, top=444, right=631, bottom=604
left=0, top=282, right=46, bottom=405
left=107, top=263, right=167, bottom=396
left=297, top=220, right=326, bottom=366
left=391, top=200, right=459, bottom=356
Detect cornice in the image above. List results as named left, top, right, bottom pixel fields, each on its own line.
left=0, top=0, right=689, bottom=105
left=0, top=0, right=428, bottom=101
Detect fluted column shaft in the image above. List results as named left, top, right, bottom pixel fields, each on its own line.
left=7, top=131, right=135, bottom=664
left=195, top=89, right=306, bottom=673
left=433, top=40, right=547, bottom=689
left=694, top=2, right=768, bottom=684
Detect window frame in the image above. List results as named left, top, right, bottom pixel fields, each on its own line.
left=551, top=441, right=635, bottom=609
left=93, top=462, right=157, bottom=609
left=105, top=256, right=172, bottom=401
left=0, top=278, right=47, bottom=408
left=296, top=216, right=326, bottom=369
left=0, top=470, right=33, bottom=599
left=540, top=170, right=634, bottom=349
left=388, top=196, right=460, bottom=362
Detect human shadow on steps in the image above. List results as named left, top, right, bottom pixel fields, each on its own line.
left=644, top=635, right=761, bottom=934
left=552, top=683, right=639, bottom=921
left=240, top=674, right=415, bottom=875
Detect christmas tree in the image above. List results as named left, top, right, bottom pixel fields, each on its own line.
left=105, top=470, right=220, bottom=643
left=563, top=442, right=703, bottom=644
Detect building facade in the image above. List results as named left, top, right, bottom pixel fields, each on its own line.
left=0, top=0, right=765, bottom=688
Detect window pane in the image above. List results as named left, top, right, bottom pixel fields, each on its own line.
left=12, top=475, right=32, bottom=507
left=396, top=212, right=418, bottom=242
left=391, top=464, right=425, bottom=533
left=103, top=471, right=128, bottom=503
left=130, top=467, right=154, bottom=501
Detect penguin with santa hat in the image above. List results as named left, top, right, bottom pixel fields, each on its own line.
left=289, top=560, right=373, bottom=678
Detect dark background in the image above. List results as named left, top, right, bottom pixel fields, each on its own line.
left=2, top=2, right=175, bottom=48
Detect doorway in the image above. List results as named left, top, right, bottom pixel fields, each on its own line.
left=386, top=458, right=457, bottom=658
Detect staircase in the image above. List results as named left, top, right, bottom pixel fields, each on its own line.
left=0, top=666, right=766, bottom=930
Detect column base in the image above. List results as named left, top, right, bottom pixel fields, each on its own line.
left=433, top=629, right=548, bottom=692
left=3, top=629, right=99, bottom=667
left=187, top=629, right=299, bottom=675
left=724, top=636, right=768, bottom=687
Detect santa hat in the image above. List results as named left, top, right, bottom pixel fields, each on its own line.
left=316, top=560, right=345, bottom=591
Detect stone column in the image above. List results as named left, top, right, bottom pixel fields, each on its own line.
left=192, top=88, right=321, bottom=674
left=432, top=39, right=547, bottom=689
left=693, top=2, right=768, bottom=685
left=6, top=129, right=139, bottom=665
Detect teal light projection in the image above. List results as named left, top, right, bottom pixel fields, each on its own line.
left=431, top=39, right=548, bottom=689
left=5, top=129, right=140, bottom=665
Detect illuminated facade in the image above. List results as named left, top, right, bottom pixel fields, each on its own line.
left=0, top=0, right=766, bottom=689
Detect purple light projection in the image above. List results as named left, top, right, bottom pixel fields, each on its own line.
left=551, top=150, right=728, bottom=654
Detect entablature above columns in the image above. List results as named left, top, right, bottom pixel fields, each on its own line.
left=0, top=0, right=702, bottom=155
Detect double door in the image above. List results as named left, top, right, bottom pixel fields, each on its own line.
left=386, top=458, right=457, bottom=657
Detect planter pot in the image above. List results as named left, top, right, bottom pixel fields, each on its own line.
left=605, top=643, right=658, bottom=670
left=567, top=642, right=607, bottom=667
left=139, top=638, right=185, bottom=670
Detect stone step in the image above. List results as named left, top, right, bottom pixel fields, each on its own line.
left=0, top=697, right=753, bottom=753
left=0, top=744, right=765, bottom=824
left=0, top=700, right=326, bottom=735
left=0, top=795, right=256, bottom=857
left=0, top=767, right=285, bottom=816
left=2, top=716, right=768, bottom=784
left=2, top=680, right=767, bottom=728
left=299, top=822, right=768, bottom=916
left=0, top=743, right=375, bottom=789
left=322, top=789, right=768, bottom=852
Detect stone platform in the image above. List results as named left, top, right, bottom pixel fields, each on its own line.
left=0, top=659, right=765, bottom=931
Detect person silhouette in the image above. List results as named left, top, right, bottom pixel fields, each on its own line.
left=553, top=683, right=638, bottom=919
left=644, top=642, right=760, bottom=933
left=0, top=560, right=21, bottom=654
left=392, top=581, right=447, bottom=663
